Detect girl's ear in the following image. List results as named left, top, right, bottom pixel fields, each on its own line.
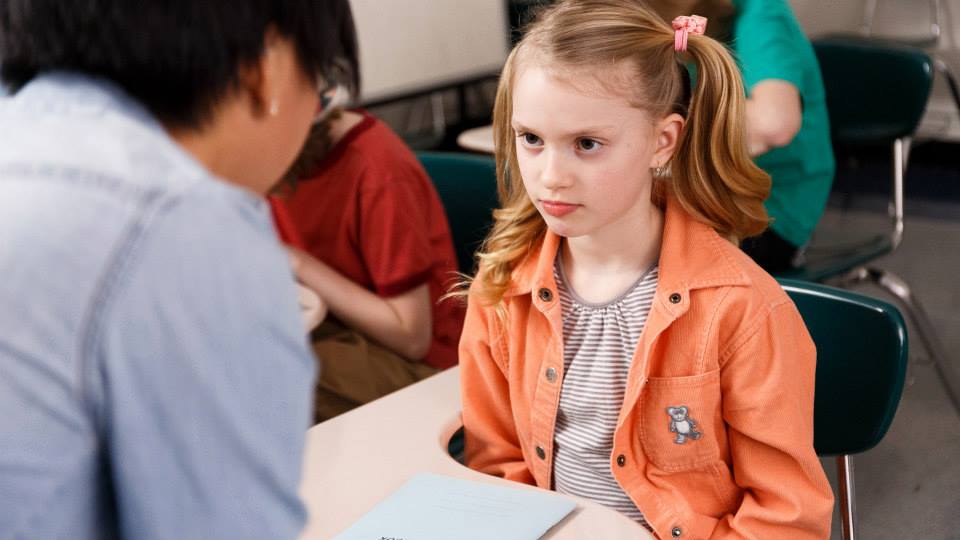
left=651, top=112, right=685, bottom=168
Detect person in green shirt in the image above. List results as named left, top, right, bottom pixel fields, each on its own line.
left=649, top=0, right=835, bottom=272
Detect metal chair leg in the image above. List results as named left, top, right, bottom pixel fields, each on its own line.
left=836, top=454, right=858, bottom=540
left=847, top=267, right=960, bottom=417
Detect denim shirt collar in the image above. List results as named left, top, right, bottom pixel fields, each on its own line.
left=16, top=72, right=160, bottom=128
left=9, top=71, right=224, bottom=192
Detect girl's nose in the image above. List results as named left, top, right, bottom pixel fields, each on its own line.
left=539, top=149, right=571, bottom=190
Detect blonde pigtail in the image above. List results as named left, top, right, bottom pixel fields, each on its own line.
left=666, top=30, right=770, bottom=242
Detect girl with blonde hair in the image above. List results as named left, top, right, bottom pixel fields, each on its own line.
left=459, top=0, right=833, bottom=537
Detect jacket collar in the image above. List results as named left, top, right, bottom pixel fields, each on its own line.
left=506, top=196, right=751, bottom=300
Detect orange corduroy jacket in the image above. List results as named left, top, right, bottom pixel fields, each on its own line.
left=460, top=197, right=834, bottom=539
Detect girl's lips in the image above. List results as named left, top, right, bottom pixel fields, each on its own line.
left=541, top=200, right=579, bottom=217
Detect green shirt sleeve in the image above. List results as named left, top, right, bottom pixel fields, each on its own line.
left=732, top=0, right=808, bottom=92
left=729, top=0, right=836, bottom=247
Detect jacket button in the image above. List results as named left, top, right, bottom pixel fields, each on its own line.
left=538, top=288, right=554, bottom=302
left=536, top=445, right=546, bottom=459
left=545, top=367, right=557, bottom=382
left=672, top=526, right=682, bottom=537
left=616, top=454, right=626, bottom=467
left=669, top=292, right=682, bottom=304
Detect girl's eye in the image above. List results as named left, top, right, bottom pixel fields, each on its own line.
left=520, top=132, right=542, bottom=146
left=577, top=138, right=601, bottom=152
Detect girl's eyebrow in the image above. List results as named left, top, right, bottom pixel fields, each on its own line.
left=568, top=126, right=617, bottom=138
left=511, top=120, right=617, bottom=136
left=510, top=120, right=535, bottom=132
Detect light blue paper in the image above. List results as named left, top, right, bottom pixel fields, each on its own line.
left=333, top=473, right=577, bottom=540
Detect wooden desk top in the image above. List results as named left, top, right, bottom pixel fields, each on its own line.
left=457, top=125, right=495, bottom=154
left=298, top=367, right=654, bottom=539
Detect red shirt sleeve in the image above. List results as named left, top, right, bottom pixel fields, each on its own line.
left=357, top=165, right=434, bottom=297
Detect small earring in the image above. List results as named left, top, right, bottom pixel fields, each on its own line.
left=268, top=99, right=280, bottom=117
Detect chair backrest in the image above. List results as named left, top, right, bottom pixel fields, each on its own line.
left=814, top=36, right=933, bottom=145
left=860, top=0, right=941, bottom=47
left=778, top=279, right=908, bottom=456
left=417, top=151, right=499, bottom=275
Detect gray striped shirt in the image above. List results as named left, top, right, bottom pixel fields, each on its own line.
left=552, top=255, right=658, bottom=528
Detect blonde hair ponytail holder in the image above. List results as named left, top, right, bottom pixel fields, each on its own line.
left=672, top=15, right=708, bottom=52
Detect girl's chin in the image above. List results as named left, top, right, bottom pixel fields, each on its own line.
left=543, top=220, right=585, bottom=239
left=538, top=209, right=592, bottom=238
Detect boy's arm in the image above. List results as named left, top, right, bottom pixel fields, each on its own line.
left=735, top=0, right=807, bottom=156
left=289, top=246, right=432, bottom=360
left=745, top=80, right=802, bottom=156
left=712, top=301, right=834, bottom=539
left=459, top=288, right=534, bottom=484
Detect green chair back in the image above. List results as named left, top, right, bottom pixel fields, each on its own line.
left=814, top=36, right=933, bottom=145
left=417, top=152, right=499, bottom=275
left=779, top=279, right=908, bottom=455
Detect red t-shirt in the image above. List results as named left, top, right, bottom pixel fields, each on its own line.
left=280, top=112, right=464, bottom=369
left=267, top=196, right=305, bottom=249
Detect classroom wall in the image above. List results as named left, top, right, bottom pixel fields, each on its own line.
left=360, top=0, right=960, bottom=144
left=350, top=0, right=509, bottom=103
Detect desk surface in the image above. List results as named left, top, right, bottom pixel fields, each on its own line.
left=457, top=125, right=495, bottom=154
left=298, top=367, right=654, bottom=539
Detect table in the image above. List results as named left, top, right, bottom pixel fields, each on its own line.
left=457, top=124, right=496, bottom=154
left=298, top=366, right=654, bottom=539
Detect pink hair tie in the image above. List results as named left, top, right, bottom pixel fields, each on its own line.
left=672, top=15, right=708, bottom=52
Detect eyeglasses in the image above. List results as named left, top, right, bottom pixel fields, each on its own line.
left=314, top=78, right=350, bottom=124
left=319, top=79, right=339, bottom=108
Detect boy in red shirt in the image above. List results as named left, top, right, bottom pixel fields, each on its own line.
left=276, top=0, right=463, bottom=420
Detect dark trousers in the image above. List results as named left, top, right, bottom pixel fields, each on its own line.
left=740, top=229, right=800, bottom=274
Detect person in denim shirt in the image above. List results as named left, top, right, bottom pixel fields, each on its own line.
left=0, top=1, right=345, bottom=539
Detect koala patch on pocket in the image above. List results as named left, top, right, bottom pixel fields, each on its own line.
left=666, top=406, right=702, bottom=444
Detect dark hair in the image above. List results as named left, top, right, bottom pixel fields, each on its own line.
left=0, top=0, right=343, bottom=128
left=275, top=0, right=361, bottom=191
left=324, top=0, right=361, bottom=98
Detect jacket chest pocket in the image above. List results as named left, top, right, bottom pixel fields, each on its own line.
left=639, top=369, right=722, bottom=472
